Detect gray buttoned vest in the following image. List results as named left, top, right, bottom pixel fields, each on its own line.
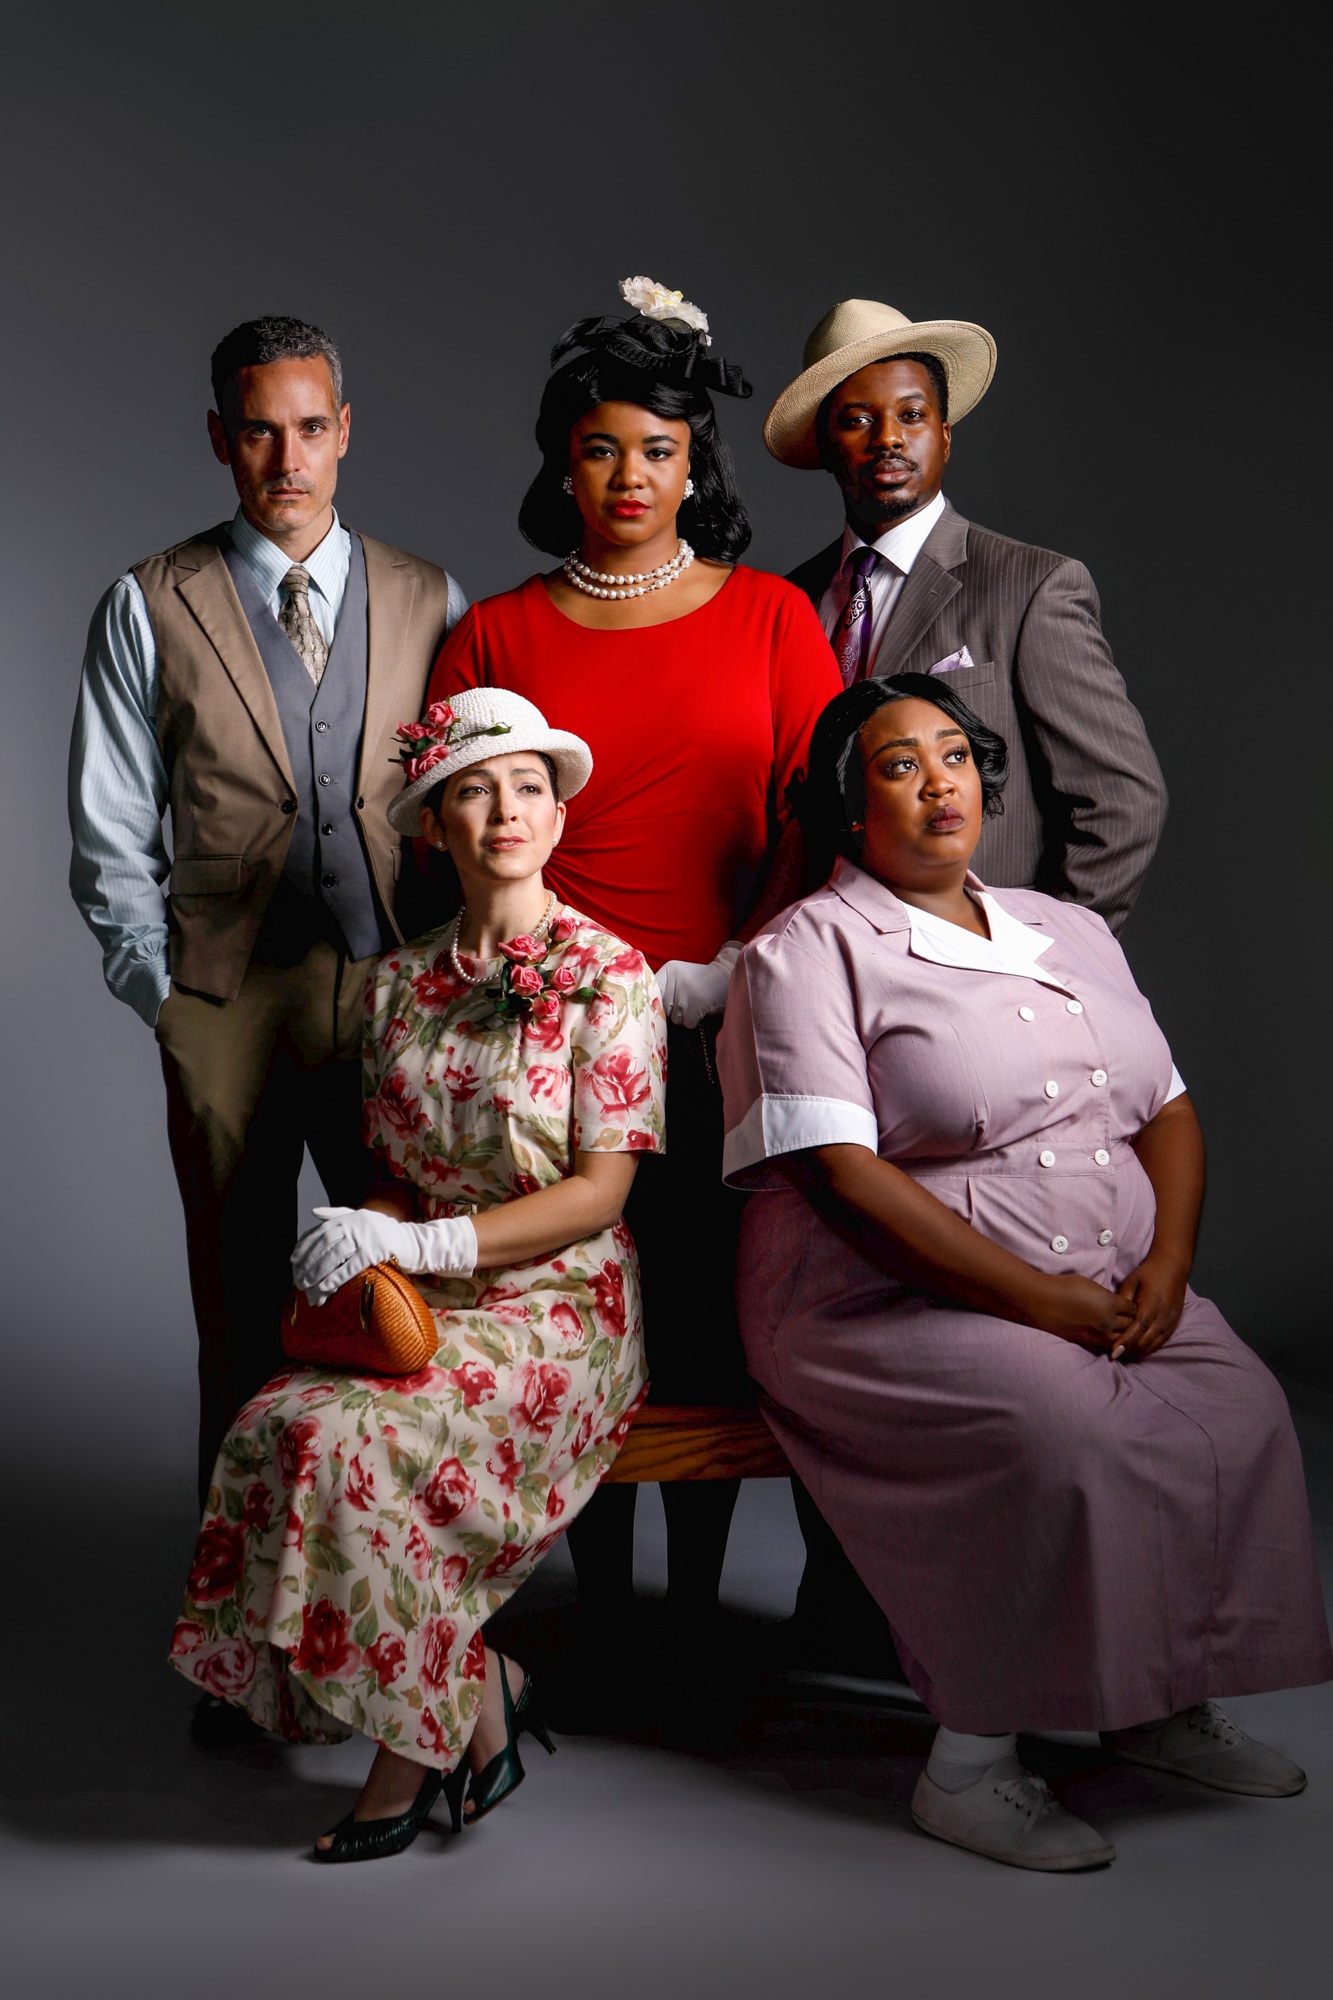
left=222, top=535, right=386, bottom=962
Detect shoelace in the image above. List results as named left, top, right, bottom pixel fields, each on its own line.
left=992, top=1771, right=1054, bottom=1815
left=1185, top=1701, right=1245, bottom=1745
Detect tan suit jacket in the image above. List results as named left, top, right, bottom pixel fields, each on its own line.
left=790, top=504, right=1167, bottom=933
left=135, top=526, right=454, bottom=999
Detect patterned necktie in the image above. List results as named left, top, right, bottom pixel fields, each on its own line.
left=279, top=565, right=330, bottom=687
left=834, top=546, right=880, bottom=687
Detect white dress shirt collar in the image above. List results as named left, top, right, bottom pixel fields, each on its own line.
left=839, top=489, right=947, bottom=578
left=229, top=507, right=350, bottom=613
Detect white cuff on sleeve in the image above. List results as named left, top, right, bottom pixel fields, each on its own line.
left=722, top=1093, right=879, bottom=1186
left=1164, top=1064, right=1187, bottom=1104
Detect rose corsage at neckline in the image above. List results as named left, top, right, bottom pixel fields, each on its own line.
left=485, top=917, right=596, bottom=1027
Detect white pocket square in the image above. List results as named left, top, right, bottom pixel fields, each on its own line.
left=927, top=645, right=976, bottom=675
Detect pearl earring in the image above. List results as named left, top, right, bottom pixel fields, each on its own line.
left=683, top=477, right=695, bottom=499
left=562, top=475, right=574, bottom=495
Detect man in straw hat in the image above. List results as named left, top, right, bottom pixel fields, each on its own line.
left=769, top=298, right=1166, bottom=932
left=68, top=319, right=466, bottom=1726
left=767, top=298, right=1167, bottom=1670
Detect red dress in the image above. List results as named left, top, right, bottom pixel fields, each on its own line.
left=428, top=568, right=840, bottom=967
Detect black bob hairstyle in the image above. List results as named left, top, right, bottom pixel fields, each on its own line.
left=794, top=673, right=1009, bottom=888
left=519, top=311, right=753, bottom=563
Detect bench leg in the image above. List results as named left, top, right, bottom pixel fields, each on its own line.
left=662, top=1477, right=742, bottom=1616
left=566, top=1482, right=638, bottom=1618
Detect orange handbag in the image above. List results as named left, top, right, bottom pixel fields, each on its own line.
left=282, top=1261, right=438, bottom=1376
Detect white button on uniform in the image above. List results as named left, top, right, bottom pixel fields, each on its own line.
left=1019, top=1005, right=1035, bottom=1021
left=1044, top=1080, right=1060, bottom=1098
left=1039, top=1150, right=1056, bottom=1167
left=1066, top=999, right=1083, bottom=1014
left=1098, top=1230, right=1114, bottom=1246
left=1051, top=1235, right=1070, bottom=1253
left=1094, top=1149, right=1111, bottom=1165
left=1090, top=1069, right=1108, bottom=1086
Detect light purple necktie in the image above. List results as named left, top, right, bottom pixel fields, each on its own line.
left=834, top=546, right=879, bottom=687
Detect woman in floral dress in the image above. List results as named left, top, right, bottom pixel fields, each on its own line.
left=170, top=688, right=666, bottom=1862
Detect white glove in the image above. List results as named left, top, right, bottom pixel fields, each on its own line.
left=654, top=941, right=744, bottom=1029
left=291, top=1205, right=478, bottom=1306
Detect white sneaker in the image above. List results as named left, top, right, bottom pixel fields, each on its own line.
left=1102, top=1701, right=1307, bottom=1797
left=911, top=1755, right=1115, bottom=1872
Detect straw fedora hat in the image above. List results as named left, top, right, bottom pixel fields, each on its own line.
left=764, top=300, right=997, bottom=469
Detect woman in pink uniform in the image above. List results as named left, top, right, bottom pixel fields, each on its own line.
left=719, top=671, right=1331, bottom=1872
left=430, top=281, right=840, bottom=1623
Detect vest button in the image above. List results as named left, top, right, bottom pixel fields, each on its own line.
left=318, top=773, right=332, bottom=785
left=321, top=822, right=335, bottom=836
left=315, top=720, right=330, bottom=733
left=280, top=798, right=296, bottom=813
left=322, top=872, right=339, bottom=889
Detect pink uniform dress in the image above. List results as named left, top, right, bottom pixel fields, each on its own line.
left=719, top=859, right=1331, bottom=1733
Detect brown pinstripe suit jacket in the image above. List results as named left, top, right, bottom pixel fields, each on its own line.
left=789, top=503, right=1167, bottom=933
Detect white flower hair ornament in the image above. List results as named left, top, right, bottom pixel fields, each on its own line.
left=620, top=275, right=712, bottom=346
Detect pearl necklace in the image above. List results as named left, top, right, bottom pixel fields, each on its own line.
left=448, top=891, right=557, bottom=986
left=563, top=539, right=695, bottom=600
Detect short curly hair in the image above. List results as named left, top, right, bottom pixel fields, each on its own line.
left=210, top=315, right=343, bottom=425
left=794, top=673, right=1009, bottom=887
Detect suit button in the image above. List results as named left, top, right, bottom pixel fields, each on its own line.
left=321, top=822, right=335, bottom=837
left=1051, top=1235, right=1070, bottom=1253
left=322, top=872, right=339, bottom=888
left=280, top=798, right=295, bottom=814
left=319, top=773, right=332, bottom=785
left=1094, top=1149, right=1111, bottom=1165
left=1066, top=999, right=1084, bottom=1014
left=1044, top=1080, right=1060, bottom=1098
left=1098, top=1230, right=1114, bottom=1246
left=315, top=720, right=330, bottom=733
left=1018, top=1005, right=1035, bottom=1021
left=1090, top=1069, right=1108, bottom=1086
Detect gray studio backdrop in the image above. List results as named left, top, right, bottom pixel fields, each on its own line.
left=2, top=2, right=1325, bottom=1490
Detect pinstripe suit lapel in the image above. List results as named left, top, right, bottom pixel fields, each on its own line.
left=872, top=504, right=969, bottom=674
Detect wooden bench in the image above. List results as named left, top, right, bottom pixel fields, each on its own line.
left=605, top=1403, right=790, bottom=1483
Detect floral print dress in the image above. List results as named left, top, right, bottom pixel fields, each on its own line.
left=170, top=909, right=666, bottom=1770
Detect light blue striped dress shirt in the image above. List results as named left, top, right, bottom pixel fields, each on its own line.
left=67, top=510, right=464, bottom=1026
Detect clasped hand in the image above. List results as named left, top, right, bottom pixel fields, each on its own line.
left=291, top=1205, right=477, bottom=1306
left=1037, top=1252, right=1188, bottom=1362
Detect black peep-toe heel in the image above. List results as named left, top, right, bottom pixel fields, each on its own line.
left=313, top=1758, right=467, bottom=1864
left=464, top=1659, right=556, bottom=1825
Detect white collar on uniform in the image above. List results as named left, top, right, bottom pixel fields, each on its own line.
left=839, top=490, right=947, bottom=578
left=229, top=506, right=351, bottom=612
left=906, top=884, right=1057, bottom=980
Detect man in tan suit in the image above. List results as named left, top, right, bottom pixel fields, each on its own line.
left=771, top=299, right=1166, bottom=934
left=69, top=316, right=464, bottom=1545
left=767, top=299, right=1167, bottom=1667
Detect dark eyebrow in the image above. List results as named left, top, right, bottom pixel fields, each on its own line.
left=579, top=430, right=678, bottom=446
left=874, top=727, right=967, bottom=751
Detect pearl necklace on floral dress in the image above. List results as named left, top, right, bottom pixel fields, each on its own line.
left=448, top=890, right=557, bottom=986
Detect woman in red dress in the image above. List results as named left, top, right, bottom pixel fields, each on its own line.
left=430, top=279, right=840, bottom=1624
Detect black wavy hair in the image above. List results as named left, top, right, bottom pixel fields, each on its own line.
left=519, top=311, right=753, bottom=562
left=795, top=673, right=1009, bottom=888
